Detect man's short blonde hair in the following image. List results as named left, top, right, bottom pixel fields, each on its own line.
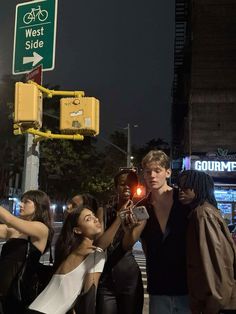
left=142, top=150, right=171, bottom=170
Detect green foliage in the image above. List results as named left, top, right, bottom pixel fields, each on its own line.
left=39, top=137, right=114, bottom=202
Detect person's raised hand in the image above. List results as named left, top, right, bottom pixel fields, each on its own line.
left=120, top=206, right=141, bottom=232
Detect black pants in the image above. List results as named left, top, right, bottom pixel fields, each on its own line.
left=0, top=296, right=25, bottom=314
left=96, top=280, right=143, bottom=314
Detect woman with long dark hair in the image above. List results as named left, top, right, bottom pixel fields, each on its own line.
left=28, top=205, right=105, bottom=314
left=0, top=190, right=53, bottom=313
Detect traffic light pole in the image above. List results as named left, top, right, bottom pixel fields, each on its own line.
left=21, top=134, right=40, bottom=192
left=127, top=123, right=131, bottom=167
left=99, top=123, right=137, bottom=168
left=125, top=123, right=138, bottom=167
left=15, top=81, right=95, bottom=193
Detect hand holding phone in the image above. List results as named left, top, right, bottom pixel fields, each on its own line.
left=118, top=200, right=133, bottom=220
left=119, top=209, right=130, bottom=221
left=132, top=206, right=149, bottom=221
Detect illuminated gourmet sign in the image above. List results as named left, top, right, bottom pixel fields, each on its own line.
left=194, top=160, right=236, bottom=172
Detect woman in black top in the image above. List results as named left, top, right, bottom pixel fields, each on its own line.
left=96, top=169, right=144, bottom=314
left=0, top=190, right=53, bottom=314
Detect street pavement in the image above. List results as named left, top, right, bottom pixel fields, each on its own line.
left=134, top=242, right=149, bottom=314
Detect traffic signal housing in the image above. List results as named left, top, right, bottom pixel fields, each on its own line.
left=60, top=97, right=99, bottom=136
left=14, top=82, right=42, bottom=129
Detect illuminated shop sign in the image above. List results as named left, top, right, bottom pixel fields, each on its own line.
left=194, top=161, right=236, bottom=172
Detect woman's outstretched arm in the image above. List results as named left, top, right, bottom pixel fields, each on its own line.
left=0, top=206, right=49, bottom=251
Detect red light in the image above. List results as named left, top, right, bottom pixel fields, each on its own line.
left=134, top=185, right=146, bottom=198
left=136, top=187, right=142, bottom=196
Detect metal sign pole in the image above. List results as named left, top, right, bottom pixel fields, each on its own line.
left=127, top=123, right=131, bottom=167
left=22, top=65, right=43, bottom=193
left=22, top=133, right=39, bottom=192
left=13, top=0, right=58, bottom=193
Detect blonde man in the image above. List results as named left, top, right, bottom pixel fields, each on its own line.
left=123, top=150, right=190, bottom=314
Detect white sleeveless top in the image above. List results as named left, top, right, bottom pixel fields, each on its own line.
left=29, top=248, right=105, bottom=314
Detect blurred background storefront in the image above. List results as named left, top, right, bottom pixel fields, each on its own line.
left=182, top=155, right=236, bottom=224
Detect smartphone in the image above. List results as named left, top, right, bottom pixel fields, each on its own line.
left=132, top=206, right=149, bottom=221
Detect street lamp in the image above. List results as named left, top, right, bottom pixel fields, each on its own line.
left=98, top=123, right=138, bottom=168
left=124, top=123, right=138, bottom=167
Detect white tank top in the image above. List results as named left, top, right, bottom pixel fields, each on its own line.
left=29, top=248, right=105, bottom=314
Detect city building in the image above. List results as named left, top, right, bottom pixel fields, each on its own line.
left=172, top=0, right=236, bottom=222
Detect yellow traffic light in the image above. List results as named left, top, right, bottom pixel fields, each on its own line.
left=60, top=97, right=99, bottom=136
left=14, top=82, right=42, bottom=129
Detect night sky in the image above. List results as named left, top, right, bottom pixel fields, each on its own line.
left=0, top=0, right=175, bottom=147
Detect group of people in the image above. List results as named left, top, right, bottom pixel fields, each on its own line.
left=0, top=150, right=235, bottom=314
left=123, top=150, right=236, bottom=314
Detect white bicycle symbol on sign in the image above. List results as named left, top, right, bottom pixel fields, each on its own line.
left=23, top=6, right=48, bottom=24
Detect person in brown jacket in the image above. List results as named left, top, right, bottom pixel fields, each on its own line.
left=178, top=170, right=236, bottom=314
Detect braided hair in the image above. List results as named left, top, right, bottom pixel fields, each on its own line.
left=177, top=170, right=217, bottom=208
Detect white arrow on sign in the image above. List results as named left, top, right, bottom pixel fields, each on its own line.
left=23, top=52, right=43, bottom=67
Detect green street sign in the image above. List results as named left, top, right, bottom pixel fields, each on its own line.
left=12, top=0, right=58, bottom=75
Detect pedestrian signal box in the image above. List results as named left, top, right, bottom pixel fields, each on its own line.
left=60, top=97, right=99, bottom=136
left=14, top=82, right=42, bottom=129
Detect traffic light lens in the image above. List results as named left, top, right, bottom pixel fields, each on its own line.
left=136, top=187, right=142, bottom=196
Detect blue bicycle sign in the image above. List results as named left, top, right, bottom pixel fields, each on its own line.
left=23, top=5, right=48, bottom=24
